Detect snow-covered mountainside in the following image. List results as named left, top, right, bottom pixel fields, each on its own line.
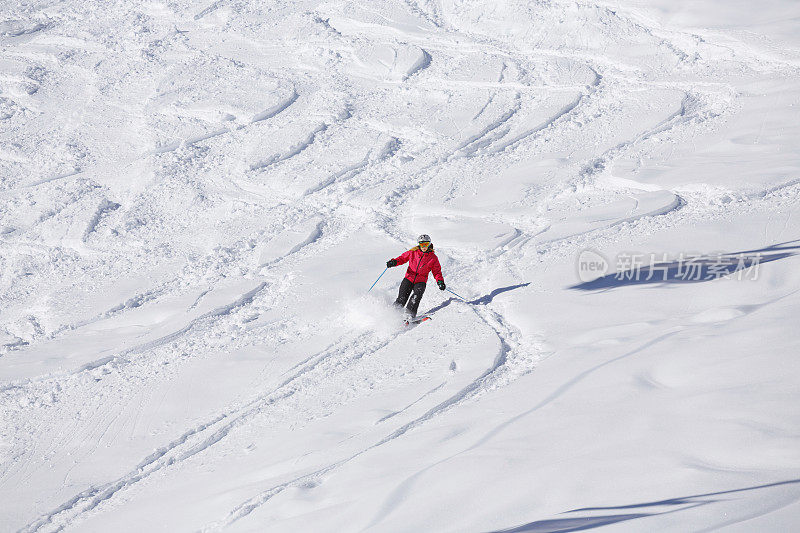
left=2, top=0, right=800, bottom=531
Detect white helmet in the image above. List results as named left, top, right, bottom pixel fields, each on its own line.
left=417, top=234, right=431, bottom=244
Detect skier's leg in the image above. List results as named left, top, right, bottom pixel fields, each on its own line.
left=394, top=278, right=413, bottom=308
left=406, top=282, right=427, bottom=317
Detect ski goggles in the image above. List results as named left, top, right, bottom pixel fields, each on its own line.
left=419, top=241, right=431, bottom=248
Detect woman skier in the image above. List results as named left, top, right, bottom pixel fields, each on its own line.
left=386, top=234, right=445, bottom=319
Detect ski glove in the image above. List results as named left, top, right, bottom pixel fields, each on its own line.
left=387, top=259, right=398, bottom=268
left=437, top=280, right=446, bottom=291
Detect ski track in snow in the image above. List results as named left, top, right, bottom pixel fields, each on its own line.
left=22, top=332, right=386, bottom=532
left=249, top=123, right=328, bottom=171
left=25, top=294, right=522, bottom=532
left=17, top=270, right=545, bottom=532
left=199, top=289, right=548, bottom=529
left=250, top=91, right=299, bottom=124
left=151, top=89, right=299, bottom=155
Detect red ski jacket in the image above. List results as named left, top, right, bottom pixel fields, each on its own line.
left=393, top=246, right=444, bottom=284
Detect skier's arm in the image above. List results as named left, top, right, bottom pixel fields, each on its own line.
left=431, top=256, right=444, bottom=282
left=393, top=250, right=412, bottom=266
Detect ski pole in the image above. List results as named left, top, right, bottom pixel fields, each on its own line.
left=446, top=288, right=468, bottom=302
left=368, top=268, right=388, bottom=292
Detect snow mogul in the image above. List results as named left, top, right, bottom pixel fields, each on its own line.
left=386, top=234, right=446, bottom=319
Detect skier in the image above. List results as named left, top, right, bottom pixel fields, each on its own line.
left=386, top=234, right=445, bottom=319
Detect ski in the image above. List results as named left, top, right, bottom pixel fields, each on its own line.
left=404, top=316, right=431, bottom=326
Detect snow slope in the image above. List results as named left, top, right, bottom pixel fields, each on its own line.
left=1, top=0, right=800, bottom=531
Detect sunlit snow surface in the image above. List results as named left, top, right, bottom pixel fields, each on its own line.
left=1, top=0, right=800, bottom=531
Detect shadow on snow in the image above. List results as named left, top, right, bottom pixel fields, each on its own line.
left=422, top=283, right=531, bottom=316
left=492, top=479, right=800, bottom=533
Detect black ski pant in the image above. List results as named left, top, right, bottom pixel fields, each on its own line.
left=394, top=278, right=426, bottom=317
